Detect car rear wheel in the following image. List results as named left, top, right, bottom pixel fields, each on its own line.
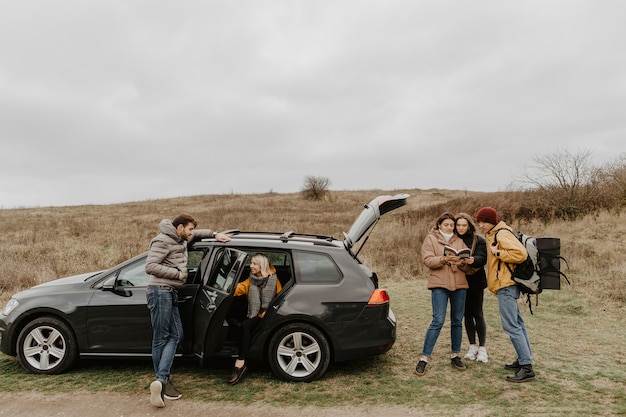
left=17, top=316, right=77, bottom=375
left=268, top=323, right=330, bottom=382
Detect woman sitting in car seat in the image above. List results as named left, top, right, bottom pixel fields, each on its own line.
left=228, top=253, right=282, bottom=385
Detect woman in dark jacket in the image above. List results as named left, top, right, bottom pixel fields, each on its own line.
left=455, top=213, right=489, bottom=363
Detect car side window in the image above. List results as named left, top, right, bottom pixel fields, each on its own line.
left=240, top=250, right=292, bottom=287
left=293, top=251, right=341, bottom=283
left=187, top=249, right=205, bottom=284
left=207, top=248, right=242, bottom=292
left=116, top=260, right=150, bottom=287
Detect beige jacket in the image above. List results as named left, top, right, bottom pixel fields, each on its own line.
left=421, top=227, right=469, bottom=291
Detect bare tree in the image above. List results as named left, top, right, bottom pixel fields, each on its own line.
left=301, top=175, right=331, bottom=201
left=521, top=149, right=601, bottom=220
left=523, top=149, right=595, bottom=190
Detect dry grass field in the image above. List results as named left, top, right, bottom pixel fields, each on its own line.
left=0, top=188, right=472, bottom=300
left=1, top=188, right=625, bottom=416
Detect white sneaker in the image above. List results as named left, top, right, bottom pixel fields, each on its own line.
left=150, top=380, right=165, bottom=408
left=464, top=345, right=478, bottom=360
left=476, top=347, right=489, bottom=363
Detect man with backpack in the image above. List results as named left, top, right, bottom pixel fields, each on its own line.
left=476, top=207, right=536, bottom=383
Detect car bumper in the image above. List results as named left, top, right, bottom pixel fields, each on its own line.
left=331, top=306, right=396, bottom=362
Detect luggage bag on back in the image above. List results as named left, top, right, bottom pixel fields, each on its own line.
left=536, top=237, right=570, bottom=290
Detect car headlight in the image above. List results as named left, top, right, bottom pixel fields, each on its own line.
left=1, top=299, right=19, bottom=316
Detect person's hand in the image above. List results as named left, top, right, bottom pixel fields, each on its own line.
left=489, top=244, right=498, bottom=255
left=443, top=255, right=461, bottom=265
left=215, top=233, right=231, bottom=242
left=464, top=256, right=475, bottom=265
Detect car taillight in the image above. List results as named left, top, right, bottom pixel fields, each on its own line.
left=367, top=289, right=390, bottom=305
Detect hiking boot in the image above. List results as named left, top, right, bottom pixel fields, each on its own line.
left=476, top=347, right=489, bottom=363
left=149, top=380, right=165, bottom=408
left=415, top=360, right=427, bottom=376
left=451, top=356, right=467, bottom=371
left=464, top=345, right=478, bottom=360
left=506, top=364, right=535, bottom=383
left=504, top=359, right=521, bottom=371
left=163, top=380, right=182, bottom=400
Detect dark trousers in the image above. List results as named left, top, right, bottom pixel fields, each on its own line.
left=238, top=316, right=262, bottom=360
left=464, top=286, right=487, bottom=346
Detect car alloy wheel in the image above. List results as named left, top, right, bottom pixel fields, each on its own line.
left=268, top=322, right=330, bottom=382
left=17, top=316, right=77, bottom=375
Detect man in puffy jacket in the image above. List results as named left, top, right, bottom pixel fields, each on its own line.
left=476, top=207, right=535, bottom=383
left=145, top=213, right=230, bottom=407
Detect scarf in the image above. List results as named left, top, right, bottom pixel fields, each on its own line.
left=438, top=229, right=454, bottom=242
left=247, top=273, right=277, bottom=318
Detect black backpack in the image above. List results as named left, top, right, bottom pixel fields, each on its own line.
left=494, top=229, right=570, bottom=313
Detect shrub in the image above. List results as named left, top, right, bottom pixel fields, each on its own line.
left=301, top=176, right=331, bottom=201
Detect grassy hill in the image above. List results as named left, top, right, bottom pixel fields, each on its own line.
left=1, top=189, right=624, bottom=415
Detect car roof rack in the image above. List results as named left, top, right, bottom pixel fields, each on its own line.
left=216, top=230, right=336, bottom=244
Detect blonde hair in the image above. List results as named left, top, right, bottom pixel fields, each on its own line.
left=251, top=253, right=272, bottom=277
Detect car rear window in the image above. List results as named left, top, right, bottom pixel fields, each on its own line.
left=293, top=251, right=341, bottom=283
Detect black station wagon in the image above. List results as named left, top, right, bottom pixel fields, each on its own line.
left=0, top=194, right=408, bottom=382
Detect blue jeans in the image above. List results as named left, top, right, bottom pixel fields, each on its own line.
left=421, top=288, right=467, bottom=357
left=146, top=285, right=183, bottom=383
left=497, top=285, right=532, bottom=365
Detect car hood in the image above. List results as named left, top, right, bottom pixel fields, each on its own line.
left=31, top=271, right=103, bottom=288
left=343, top=193, right=409, bottom=252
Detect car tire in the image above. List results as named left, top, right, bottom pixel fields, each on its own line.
left=267, top=322, right=331, bottom=382
left=16, top=316, right=77, bottom=375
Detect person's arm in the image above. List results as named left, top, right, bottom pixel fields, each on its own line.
left=191, top=229, right=231, bottom=242
left=145, top=241, right=180, bottom=280
left=471, top=236, right=488, bottom=268
left=421, top=235, right=446, bottom=269
left=233, top=279, right=250, bottom=297
left=494, top=230, right=527, bottom=264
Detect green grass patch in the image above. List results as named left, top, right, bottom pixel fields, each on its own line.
left=2, top=279, right=624, bottom=415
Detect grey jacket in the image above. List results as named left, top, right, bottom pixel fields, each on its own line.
left=145, top=219, right=215, bottom=289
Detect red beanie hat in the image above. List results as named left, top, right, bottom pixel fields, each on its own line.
left=476, top=207, right=498, bottom=225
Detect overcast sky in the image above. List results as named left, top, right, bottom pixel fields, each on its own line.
left=1, top=1, right=624, bottom=208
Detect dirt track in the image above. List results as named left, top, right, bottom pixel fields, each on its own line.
left=0, top=391, right=431, bottom=417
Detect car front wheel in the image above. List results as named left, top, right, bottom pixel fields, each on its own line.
left=17, top=316, right=77, bottom=375
left=268, top=322, right=331, bottom=382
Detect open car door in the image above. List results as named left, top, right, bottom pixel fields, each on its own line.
left=192, top=247, right=247, bottom=366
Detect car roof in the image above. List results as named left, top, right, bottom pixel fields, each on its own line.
left=192, top=231, right=342, bottom=249
left=192, top=193, right=409, bottom=255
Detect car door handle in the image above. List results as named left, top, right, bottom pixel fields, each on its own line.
left=178, top=295, right=194, bottom=304
left=272, top=297, right=285, bottom=311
